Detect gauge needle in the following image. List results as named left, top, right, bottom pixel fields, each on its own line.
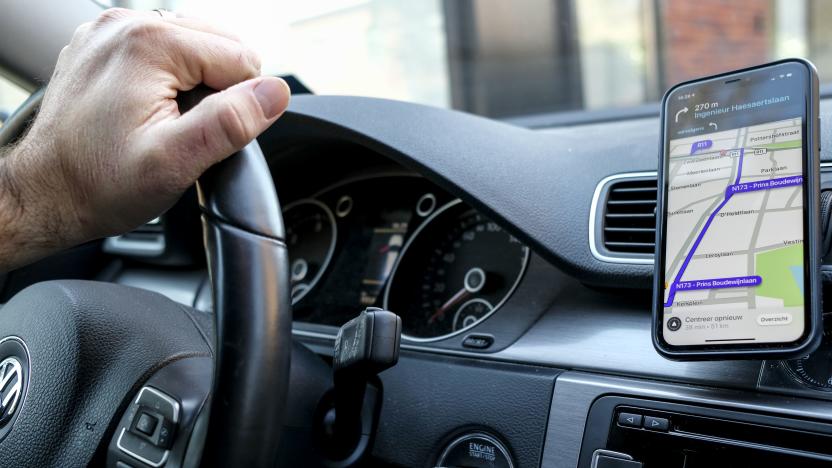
left=428, top=288, right=470, bottom=324
left=427, top=267, right=486, bottom=324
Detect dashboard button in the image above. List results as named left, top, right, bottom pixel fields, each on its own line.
left=643, top=416, right=669, bottom=431
left=436, top=433, right=513, bottom=468
left=462, top=334, right=494, bottom=349
left=617, top=412, right=642, bottom=428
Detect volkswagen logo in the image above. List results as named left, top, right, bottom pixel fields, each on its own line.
left=0, top=336, right=29, bottom=440
left=0, top=357, right=23, bottom=427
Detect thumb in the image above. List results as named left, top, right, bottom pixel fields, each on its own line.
left=163, top=76, right=290, bottom=175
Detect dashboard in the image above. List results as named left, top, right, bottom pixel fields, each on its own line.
left=9, top=94, right=832, bottom=467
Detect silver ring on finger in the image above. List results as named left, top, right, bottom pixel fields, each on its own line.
left=153, top=8, right=175, bottom=19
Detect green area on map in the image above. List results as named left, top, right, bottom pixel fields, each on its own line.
left=755, top=243, right=804, bottom=306
left=757, top=140, right=802, bottom=151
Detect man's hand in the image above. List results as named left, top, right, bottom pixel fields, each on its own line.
left=0, top=8, right=290, bottom=271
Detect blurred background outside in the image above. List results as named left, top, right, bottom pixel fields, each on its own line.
left=2, top=0, right=832, bottom=124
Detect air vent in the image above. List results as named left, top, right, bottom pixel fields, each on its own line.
left=103, top=217, right=166, bottom=257
left=590, top=173, right=657, bottom=263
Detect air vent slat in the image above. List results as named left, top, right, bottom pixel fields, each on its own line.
left=607, top=199, right=655, bottom=205
left=598, top=175, right=658, bottom=257
left=605, top=241, right=655, bottom=248
left=605, top=213, right=654, bottom=219
left=604, top=227, right=655, bottom=233
left=611, top=187, right=656, bottom=194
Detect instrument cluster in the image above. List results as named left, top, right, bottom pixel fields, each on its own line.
left=286, top=174, right=529, bottom=341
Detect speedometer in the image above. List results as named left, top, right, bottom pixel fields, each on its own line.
left=383, top=200, right=529, bottom=341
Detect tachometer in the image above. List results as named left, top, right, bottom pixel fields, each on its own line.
left=283, top=199, right=337, bottom=304
left=384, top=200, right=529, bottom=340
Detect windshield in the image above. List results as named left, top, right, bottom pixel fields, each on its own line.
left=100, top=0, right=832, bottom=119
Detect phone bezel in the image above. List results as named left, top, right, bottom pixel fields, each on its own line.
left=652, top=58, right=822, bottom=360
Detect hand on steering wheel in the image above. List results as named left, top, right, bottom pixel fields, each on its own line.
left=0, top=8, right=289, bottom=271
left=0, top=8, right=294, bottom=468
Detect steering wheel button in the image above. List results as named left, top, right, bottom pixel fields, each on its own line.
left=135, top=386, right=180, bottom=423
left=462, top=334, right=494, bottom=349
left=134, top=412, right=158, bottom=436
left=156, top=419, right=175, bottom=449
left=116, top=428, right=168, bottom=467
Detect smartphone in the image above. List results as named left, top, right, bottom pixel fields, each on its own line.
left=653, top=59, right=822, bottom=360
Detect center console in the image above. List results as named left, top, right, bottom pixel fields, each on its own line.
left=544, top=372, right=832, bottom=468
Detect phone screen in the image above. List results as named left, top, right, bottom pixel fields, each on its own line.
left=659, top=61, right=815, bottom=350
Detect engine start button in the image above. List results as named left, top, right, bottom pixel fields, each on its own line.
left=435, top=432, right=513, bottom=468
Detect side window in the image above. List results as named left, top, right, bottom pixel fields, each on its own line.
left=0, top=74, right=31, bottom=127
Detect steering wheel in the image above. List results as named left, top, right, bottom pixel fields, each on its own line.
left=0, top=90, right=292, bottom=467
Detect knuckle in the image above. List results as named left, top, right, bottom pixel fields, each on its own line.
left=96, top=7, right=131, bottom=25
left=72, top=21, right=93, bottom=39
left=122, top=18, right=159, bottom=41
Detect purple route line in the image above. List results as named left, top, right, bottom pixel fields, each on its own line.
left=664, top=148, right=744, bottom=308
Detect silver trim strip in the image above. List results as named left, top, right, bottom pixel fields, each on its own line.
left=588, top=171, right=657, bottom=265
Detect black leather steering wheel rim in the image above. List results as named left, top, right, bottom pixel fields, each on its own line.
left=0, top=89, right=292, bottom=467
left=197, top=135, right=292, bottom=467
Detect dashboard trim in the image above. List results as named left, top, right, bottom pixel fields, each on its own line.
left=588, top=171, right=657, bottom=265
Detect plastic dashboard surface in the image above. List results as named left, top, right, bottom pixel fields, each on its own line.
left=261, top=95, right=662, bottom=289
left=261, top=96, right=832, bottom=292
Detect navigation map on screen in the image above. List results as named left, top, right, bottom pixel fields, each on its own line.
left=662, top=117, right=805, bottom=346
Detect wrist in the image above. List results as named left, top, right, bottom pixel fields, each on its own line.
left=0, top=136, right=86, bottom=270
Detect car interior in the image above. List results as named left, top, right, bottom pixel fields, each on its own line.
left=2, top=1, right=832, bottom=467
